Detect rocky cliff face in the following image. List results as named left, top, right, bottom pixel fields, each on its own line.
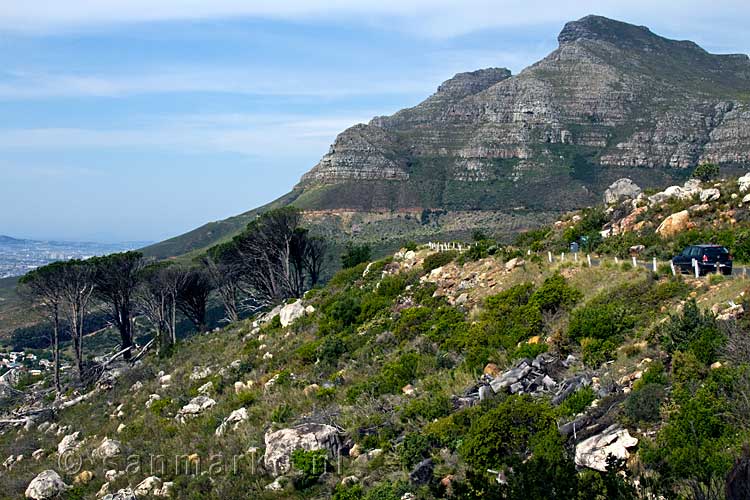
left=297, top=15, right=750, bottom=211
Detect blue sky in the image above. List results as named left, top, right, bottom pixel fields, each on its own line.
left=0, top=1, right=748, bottom=242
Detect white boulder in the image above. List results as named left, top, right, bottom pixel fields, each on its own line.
left=700, top=188, right=720, bottom=202
left=215, top=408, right=249, bottom=437
left=189, top=366, right=212, bottom=381
left=279, top=300, right=306, bottom=327
left=25, top=470, right=68, bottom=499
left=57, top=431, right=81, bottom=455
left=197, top=381, right=213, bottom=395
left=574, top=425, right=638, bottom=472
left=739, top=173, right=750, bottom=192
left=263, top=423, right=340, bottom=476
left=176, top=396, right=216, bottom=423
left=504, top=257, right=525, bottom=271
left=134, top=476, right=162, bottom=497
left=603, top=178, right=642, bottom=204
left=93, top=437, right=122, bottom=460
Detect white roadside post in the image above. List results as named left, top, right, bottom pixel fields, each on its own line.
left=587, top=254, right=592, bottom=267
left=615, top=256, right=619, bottom=265
left=574, top=252, right=578, bottom=262
left=561, top=252, right=565, bottom=262
left=632, top=256, right=637, bottom=268
left=670, top=260, right=676, bottom=276
left=548, top=251, right=553, bottom=263
left=652, top=257, right=657, bottom=272
left=693, top=258, right=700, bottom=278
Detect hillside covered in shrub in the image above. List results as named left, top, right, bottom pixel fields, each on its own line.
left=3, top=212, right=750, bottom=499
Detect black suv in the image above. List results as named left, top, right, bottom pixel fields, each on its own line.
left=672, top=245, right=733, bottom=276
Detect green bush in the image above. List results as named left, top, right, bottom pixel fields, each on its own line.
left=333, top=485, right=364, bottom=500
left=569, top=303, right=634, bottom=342
left=399, top=432, right=432, bottom=468
left=633, top=360, right=667, bottom=391
left=644, top=368, right=740, bottom=494
left=236, top=390, right=258, bottom=407
left=327, top=295, right=362, bottom=327
left=558, top=386, right=595, bottom=416
left=580, top=337, right=617, bottom=367
left=376, top=274, right=407, bottom=299
left=692, top=162, right=720, bottom=182
left=659, top=299, right=725, bottom=364
left=460, top=395, right=558, bottom=471
left=341, top=242, right=372, bottom=268
left=361, top=482, right=410, bottom=500
left=514, top=227, right=551, bottom=252
left=295, top=340, right=321, bottom=364
left=269, top=314, right=282, bottom=329
left=348, top=352, right=424, bottom=400
left=318, top=336, right=346, bottom=366
left=149, top=397, right=174, bottom=416
left=529, top=273, right=582, bottom=313
left=512, top=342, right=548, bottom=361
left=291, top=448, right=329, bottom=487
left=670, top=350, right=706, bottom=389
left=394, top=306, right=465, bottom=344
left=328, top=262, right=368, bottom=287
left=423, top=250, right=458, bottom=272
left=401, top=393, right=452, bottom=422
left=624, top=383, right=665, bottom=423
left=271, top=403, right=293, bottom=423
left=482, top=284, right=543, bottom=348
left=459, top=240, right=495, bottom=263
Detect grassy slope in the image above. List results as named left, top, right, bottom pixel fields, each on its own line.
left=1, top=240, right=747, bottom=498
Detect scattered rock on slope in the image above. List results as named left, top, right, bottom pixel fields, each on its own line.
left=92, top=437, right=122, bottom=459
left=25, top=470, right=68, bottom=499
left=57, top=431, right=81, bottom=455
left=279, top=299, right=306, bottom=327
left=176, top=396, right=216, bottom=423
left=215, top=408, right=249, bottom=437
left=656, top=210, right=691, bottom=237
left=264, top=423, right=341, bottom=476
left=604, top=178, right=642, bottom=204
left=574, top=424, right=638, bottom=471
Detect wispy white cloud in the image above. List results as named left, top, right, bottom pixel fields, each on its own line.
left=0, top=68, right=436, bottom=100
left=1, top=0, right=748, bottom=40
left=0, top=113, right=370, bottom=156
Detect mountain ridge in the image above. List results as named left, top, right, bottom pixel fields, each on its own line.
left=143, top=15, right=750, bottom=260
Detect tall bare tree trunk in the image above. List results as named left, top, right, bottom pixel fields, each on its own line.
left=52, top=307, right=61, bottom=393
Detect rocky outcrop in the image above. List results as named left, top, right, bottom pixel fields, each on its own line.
left=656, top=210, right=691, bottom=237
left=604, top=178, right=642, bottom=205
left=279, top=300, right=306, bottom=327
left=57, top=431, right=81, bottom=455
left=739, top=173, right=750, bottom=192
left=92, top=438, right=122, bottom=460
left=175, top=396, right=216, bottom=423
left=263, top=423, right=341, bottom=476
left=103, top=488, right=137, bottom=500
left=134, top=476, right=162, bottom=497
left=294, top=16, right=750, bottom=213
left=25, top=470, right=68, bottom=499
left=574, top=425, right=638, bottom=471
left=215, top=408, right=249, bottom=437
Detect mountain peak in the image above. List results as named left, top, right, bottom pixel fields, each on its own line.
left=434, top=67, right=512, bottom=99
left=558, top=15, right=700, bottom=52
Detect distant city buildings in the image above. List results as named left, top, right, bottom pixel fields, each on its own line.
left=0, top=237, right=148, bottom=279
